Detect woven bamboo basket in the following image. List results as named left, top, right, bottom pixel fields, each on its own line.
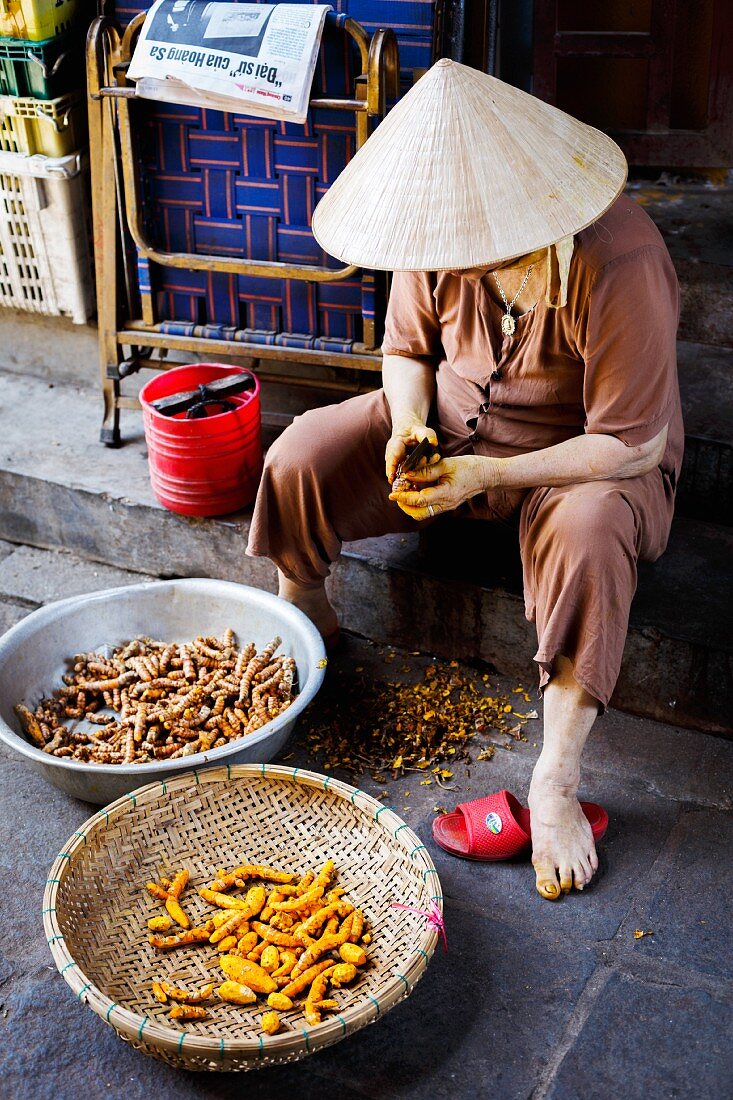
left=44, top=764, right=442, bottom=1071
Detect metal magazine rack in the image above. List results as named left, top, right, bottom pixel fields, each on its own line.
left=86, top=10, right=400, bottom=444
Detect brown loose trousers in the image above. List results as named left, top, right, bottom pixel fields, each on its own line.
left=247, top=196, right=684, bottom=706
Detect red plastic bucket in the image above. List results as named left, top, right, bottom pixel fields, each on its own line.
left=139, top=364, right=262, bottom=517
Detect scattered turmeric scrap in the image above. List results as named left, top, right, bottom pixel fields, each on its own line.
left=301, top=650, right=532, bottom=780
left=633, top=929, right=655, bottom=940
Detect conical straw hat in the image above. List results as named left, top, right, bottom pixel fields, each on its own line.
left=311, top=59, right=627, bottom=271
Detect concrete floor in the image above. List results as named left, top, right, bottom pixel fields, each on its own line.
left=0, top=545, right=731, bottom=1099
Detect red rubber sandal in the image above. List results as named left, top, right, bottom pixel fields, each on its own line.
left=432, top=790, right=609, bottom=861
left=432, top=791, right=532, bottom=861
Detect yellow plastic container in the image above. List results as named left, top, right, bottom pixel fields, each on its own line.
left=0, top=93, right=86, bottom=155
left=0, top=0, right=80, bottom=40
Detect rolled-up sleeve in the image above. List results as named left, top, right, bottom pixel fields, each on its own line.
left=381, top=271, right=442, bottom=360
left=582, top=245, right=679, bottom=447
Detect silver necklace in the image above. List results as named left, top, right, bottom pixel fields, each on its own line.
left=492, top=264, right=534, bottom=336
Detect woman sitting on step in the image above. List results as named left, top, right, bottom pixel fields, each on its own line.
left=246, top=61, right=683, bottom=902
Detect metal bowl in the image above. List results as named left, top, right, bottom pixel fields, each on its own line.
left=0, top=579, right=326, bottom=804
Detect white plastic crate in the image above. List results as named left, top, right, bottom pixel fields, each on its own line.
left=0, top=149, right=94, bottom=323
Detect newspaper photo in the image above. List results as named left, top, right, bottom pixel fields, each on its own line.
left=128, top=1, right=331, bottom=123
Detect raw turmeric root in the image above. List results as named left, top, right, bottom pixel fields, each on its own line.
left=164, top=896, right=189, bottom=929
left=330, top=963, right=358, bottom=987
left=280, top=960, right=335, bottom=999
left=217, top=981, right=257, bottom=1006
left=209, top=910, right=249, bottom=944
left=261, top=1010, right=281, bottom=1035
left=14, top=704, right=46, bottom=748
left=291, top=926, right=350, bottom=977
left=219, top=954, right=277, bottom=995
left=169, top=1004, right=208, bottom=1021
left=160, top=980, right=215, bottom=1004
left=304, top=967, right=336, bottom=1026
left=339, top=943, right=367, bottom=967
left=147, top=915, right=173, bottom=932
left=260, top=945, right=280, bottom=973
left=143, top=859, right=373, bottom=1027
left=198, top=887, right=252, bottom=910
left=250, top=921, right=301, bottom=948
left=148, top=927, right=210, bottom=950
left=210, top=865, right=296, bottom=891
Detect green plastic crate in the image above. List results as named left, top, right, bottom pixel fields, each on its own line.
left=0, top=32, right=82, bottom=99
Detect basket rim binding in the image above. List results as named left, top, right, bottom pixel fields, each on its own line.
left=43, top=763, right=443, bottom=1063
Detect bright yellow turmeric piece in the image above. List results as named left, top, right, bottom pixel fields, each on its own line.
left=236, top=931, right=258, bottom=956
left=281, top=960, right=334, bottom=999
left=168, top=869, right=190, bottom=898
left=261, top=945, right=280, bottom=973
left=151, top=980, right=168, bottom=1003
left=339, top=943, right=367, bottom=967
left=250, top=921, right=301, bottom=948
left=271, top=949, right=299, bottom=978
left=261, top=1010, right=281, bottom=1035
left=217, top=980, right=257, bottom=1006
left=164, top=896, right=190, bottom=929
left=146, top=882, right=170, bottom=902
left=147, top=915, right=173, bottom=932
left=210, top=910, right=248, bottom=944
left=330, top=963, right=357, bottom=987
left=304, top=967, right=336, bottom=1026
left=148, top=927, right=210, bottom=950
left=239, top=885, right=267, bottom=920
left=270, top=883, right=325, bottom=913
left=160, top=980, right=215, bottom=1004
left=291, top=925, right=350, bottom=977
left=211, top=865, right=296, bottom=891
left=217, top=935, right=238, bottom=952
left=199, top=888, right=250, bottom=910
left=169, top=1004, right=208, bottom=1021
left=267, top=992, right=293, bottom=1011
left=220, top=954, right=277, bottom=995
left=297, top=904, right=340, bottom=940
left=347, top=909, right=365, bottom=943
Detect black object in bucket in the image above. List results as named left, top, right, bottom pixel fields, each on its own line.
left=151, top=372, right=256, bottom=417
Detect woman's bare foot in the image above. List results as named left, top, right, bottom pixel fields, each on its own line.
left=528, top=765, right=599, bottom=900
left=278, top=573, right=339, bottom=640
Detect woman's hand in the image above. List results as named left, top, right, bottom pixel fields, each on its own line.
left=385, top=421, right=439, bottom=484
left=388, top=455, right=495, bottom=520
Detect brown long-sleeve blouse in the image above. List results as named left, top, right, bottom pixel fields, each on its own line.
left=381, top=195, right=684, bottom=488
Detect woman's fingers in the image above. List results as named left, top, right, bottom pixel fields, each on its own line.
left=384, top=425, right=438, bottom=482
left=404, top=459, right=444, bottom=484
left=413, top=425, right=439, bottom=446
left=388, top=488, right=442, bottom=509
left=385, top=438, right=408, bottom=482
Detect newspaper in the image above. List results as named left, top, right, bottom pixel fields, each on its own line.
left=128, top=1, right=331, bottom=123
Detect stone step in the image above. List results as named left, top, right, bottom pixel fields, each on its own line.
left=0, top=370, right=730, bottom=736
left=629, top=184, right=733, bottom=349
left=3, top=320, right=731, bottom=526
left=676, top=340, right=733, bottom=525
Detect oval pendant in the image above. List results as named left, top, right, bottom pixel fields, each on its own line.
left=501, top=313, right=516, bottom=336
